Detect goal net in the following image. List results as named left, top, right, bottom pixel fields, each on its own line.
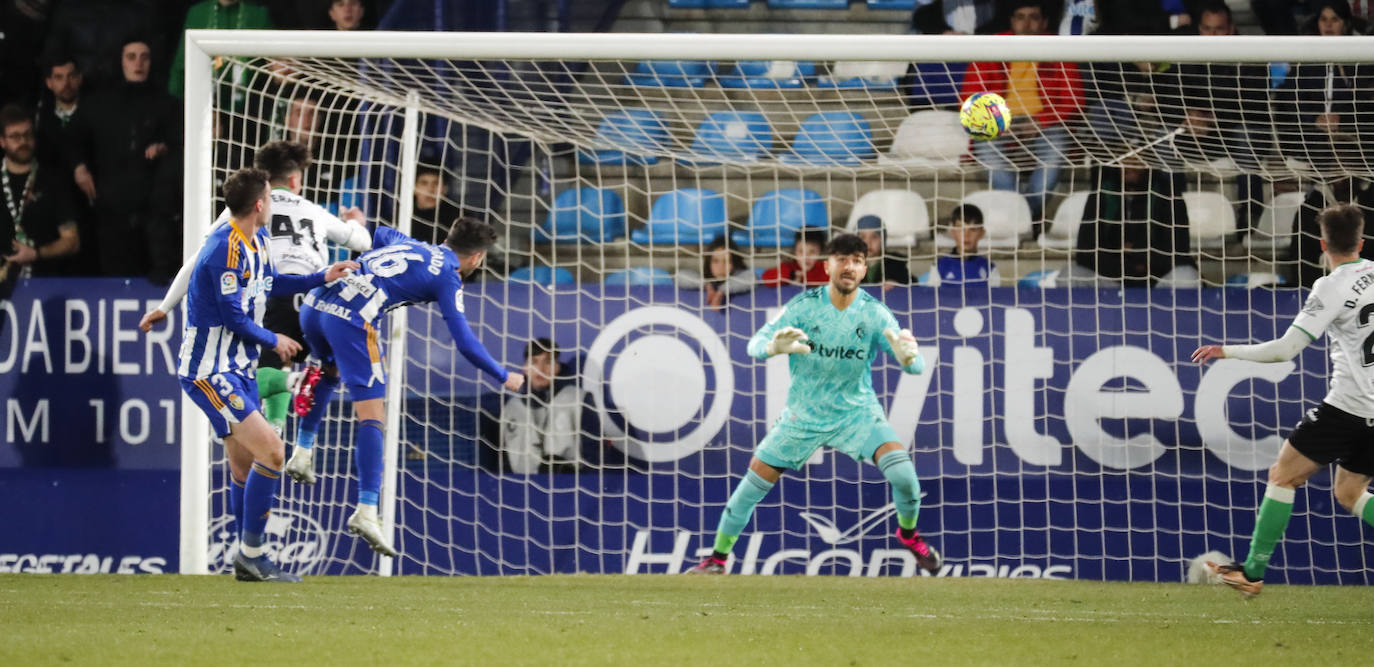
left=183, top=31, right=1373, bottom=582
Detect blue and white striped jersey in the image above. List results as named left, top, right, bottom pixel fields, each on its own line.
left=177, top=219, right=325, bottom=379
left=305, top=225, right=507, bottom=382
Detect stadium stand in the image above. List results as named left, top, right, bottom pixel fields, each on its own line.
left=731, top=188, right=829, bottom=247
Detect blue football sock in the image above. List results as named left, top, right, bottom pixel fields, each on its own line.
left=296, top=374, right=340, bottom=451
left=241, top=462, right=281, bottom=556
left=229, top=475, right=246, bottom=540
left=877, top=450, right=920, bottom=531
left=712, top=469, right=775, bottom=555
left=356, top=419, right=384, bottom=507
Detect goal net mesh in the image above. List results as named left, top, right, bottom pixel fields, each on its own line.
left=200, top=40, right=1371, bottom=582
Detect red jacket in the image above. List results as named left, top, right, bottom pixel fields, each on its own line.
left=959, top=33, right=1084, bottom=129
left=761, top=260, right=828, bottom=287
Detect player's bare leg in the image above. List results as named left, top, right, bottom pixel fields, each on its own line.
left=1207, top=441, right=1321, bottom=598
left=345, top=397, right=398, bottom=557
left=1332, top=466, right=1374, bottom=527
left=872, top=441, right=942, bottom=574
left=224, top=412, right=302, bottom=583
left=690, top=457, right=783, bottom=574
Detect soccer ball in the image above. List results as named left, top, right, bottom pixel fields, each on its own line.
left=959, top=92, right=1012, bottom=141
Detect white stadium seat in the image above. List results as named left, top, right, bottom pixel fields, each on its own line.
left=1183, top=190, right=1237, bottom=251
left=1243, top=190, right=1304, bottom=255
left=1038, top=191, right=1091, bottom=251
left=879, top=110, right=970, bottom=170
left=845, top=190, right=931, bottom=248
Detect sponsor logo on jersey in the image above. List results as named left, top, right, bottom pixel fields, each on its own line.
left=220, top=271, right=237, bottom=295
left=811, top=342, right=868, bottom=360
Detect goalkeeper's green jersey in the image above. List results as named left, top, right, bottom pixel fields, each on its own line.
left=748, top=287, right=922, bottom=428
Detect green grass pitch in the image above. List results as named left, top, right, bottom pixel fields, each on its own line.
left=4, top=574, right=1371, bottom=665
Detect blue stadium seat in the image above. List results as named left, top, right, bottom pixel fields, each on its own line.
left=669, top=0, right=751, bottom=7
left=625, top=60, right=716, bottom=87
left=536, top=187, right=627, bottom=243
left=509, top=266, right=576, bottom=285
left=630, top=189, right=728, bottom=245
left=866, top=0, right=915, bottom=9
left=768, top=0, right=848, bottom=8
left=781, top=112, right=876, bottom=166
left=731, top=188, right=828, bottom=248
left=685, top=111, right=773, bottom=164
left=578, top=109, right=669, bottom=166
left=718, top=60, right=816, bottom=89
left=604, top=266, right=675, bottom=286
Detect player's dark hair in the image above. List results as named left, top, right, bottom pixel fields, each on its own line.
left=416, top=165, right=443, bottom=181
left=827, top=233, right=868, bottom=258
left=222, top=167, right=270, bottom=217
left=1196, top=0, right=1233, bottom=22
left=947, top=203, right=984, bottom=228
left=445, top=216, right=497, bottom=256
left=0, top=104, right=32, bottom=132
left=793, top=226, right=828, bottom=249
left=254, top=140, right=312, bottom=183
left=702, top=236, right=748, bottom=277
left=524, top=337, right=558, bottom=361
left=1318, top=204, right=1364, bottom=255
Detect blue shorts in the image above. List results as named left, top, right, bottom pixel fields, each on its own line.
left=755, top=407, right=901, bottom=470
left=299, top=302, right=387, bottom=401
left=180, top=369, right=260, bottom=438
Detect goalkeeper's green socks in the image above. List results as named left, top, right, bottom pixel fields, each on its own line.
left=710, top=469, right=775, bottom=558
left=256, top=367, right=290, bottom=434
left=1356, top=492, right=1374, bottom=528
left=877, top=450, right=920, bottom=533
left=1241, top=484, right=1295, bottom=582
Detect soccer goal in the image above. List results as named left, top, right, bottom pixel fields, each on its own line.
left=181, top=29, right=1373, bottom=582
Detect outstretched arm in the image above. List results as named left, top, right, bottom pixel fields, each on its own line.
left=1192, top=328, right=1312, bottom=364
left=438, top=282, right=509, bottom=384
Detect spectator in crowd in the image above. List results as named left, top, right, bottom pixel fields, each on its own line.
left=674, top=236, right=757, bottom=309
left=1302, top=0, right=1370, bottom=32
left=36, top=56, right=83, bottom=169
left=1082, top=57, right=1185, bottom=160
left=168, top=0, right=273, bottom=99
left=501, top=338, right=586, bottom=474
left=909, top=0, right=1000, bottom=34
left=42, top=0, right=160, bottom=92
left=854, top=215, right=912, bottom=288
left=410, top=166, right=462, bottom=245
left=761, top=227, right=829, bottom=287
left=1276, top=1, right=1372, bottom=171
left=277, top=91, right=360, bottom=200
left=1284, top=176, right=1374, bottom=287
left=1059, top=0, right=1099, bottom=35
left=961, top=0, right=1083, bottom=226
left=68, top=37, right=180, bottom=280
left=0, top=105, right=80, bottom=281
left=1067, top=162, right=1198, bottom=287
left=329, top=0, right=368, bottom=30
left=921, top=204, right=1001, bottom=286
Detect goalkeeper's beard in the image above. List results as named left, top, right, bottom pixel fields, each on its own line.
left=831, top=276, right=859, bottom=296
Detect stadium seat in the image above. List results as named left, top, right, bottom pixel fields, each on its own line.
left=1037, top=191, right=1090, bottom=251
left=629, top=188, right=729, bottom=245
left=535, top=187, right=627, bottom=244
left=1183, top=190, right=1237, bottom=250
left=669, top=0, right=751, bottom=7
left=844, top=189, right=930, bottom=248
left=866, top=0, right=916, bottom=8
left=578, top=109, right=669, bottom=166
left=508, top=266, right=576, bottom=285
left=604, top=266, right=675, bottom=286
left=879, top=110, right=969, bottom=169
left=768, top=0, right=848, bottom=8
left=1243, top=190, right=1304, bottom=255
left=781, top=112, right=876, bottom=166
left=937, top=190, right=1032, bottom=250
left=625, top=60, right=716, bottom=87
left=685, top=111, right=773, bottom=164
left=816, top=60, right=908, bottom=90
left=1226, top=272, right=1287, bottom=289
left=908, top=62, right=967, bottom=107
left=732, top=188, right=828, bottom=248
left=718, top=60, right=815, bottom=89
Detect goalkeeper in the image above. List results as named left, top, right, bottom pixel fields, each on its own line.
left=691, top=233, right=941, bottom=575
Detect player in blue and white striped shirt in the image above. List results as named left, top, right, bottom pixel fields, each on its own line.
left=179, top=167, right=357, bottom=583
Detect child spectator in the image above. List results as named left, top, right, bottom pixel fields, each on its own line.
left=854, top=215, right=912, bottom=288
left=501, top=339, right=586, bottom=474
left=923, top=204, right=1001, bottom=286
left=761, top=227, right=829, bottom=287
left=674, top=236, right=758, bottom=309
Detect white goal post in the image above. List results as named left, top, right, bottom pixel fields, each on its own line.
left=180, top=29, right=1374, bottom=580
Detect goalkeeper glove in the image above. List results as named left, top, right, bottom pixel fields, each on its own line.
left=883, top=328, right=920, bottom=368
left=765, top=327, right=811, bottom=356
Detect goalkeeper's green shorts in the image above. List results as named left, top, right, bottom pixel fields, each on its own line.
left=754, top=407, right=901, bottom=470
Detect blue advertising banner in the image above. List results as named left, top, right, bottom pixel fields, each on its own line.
left=2, top=279, right=1369, bottom=582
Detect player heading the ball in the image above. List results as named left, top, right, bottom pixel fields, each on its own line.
left=291, top=218, right=525, bottom=558
left=690, top=233, right=941, bottom=575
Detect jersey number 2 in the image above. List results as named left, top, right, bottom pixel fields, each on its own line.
left=1360, top=304, right=1374, bottom=366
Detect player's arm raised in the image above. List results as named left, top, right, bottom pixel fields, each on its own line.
left=140, top=210, right=231, bottom=332
left=321, top=203, right=373, bottom=253
left=437, top=280, right=522, bottom=391
left=1194, top=277, right=1332, bottom=364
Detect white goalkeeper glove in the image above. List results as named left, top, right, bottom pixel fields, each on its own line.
left=765, top=327, right=811, bottom=356
left=883, top=328, right=920, bottom=367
